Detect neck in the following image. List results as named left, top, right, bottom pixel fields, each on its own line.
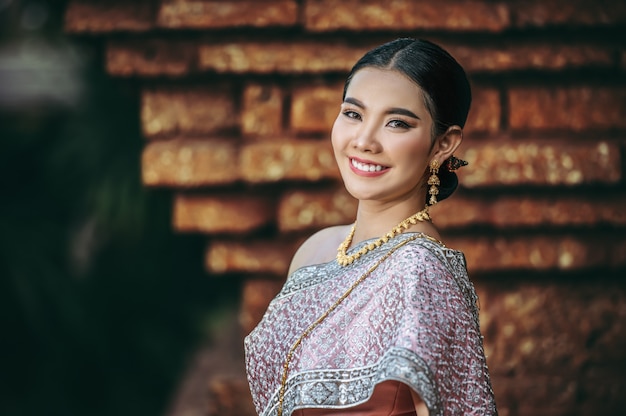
left=352, top=199, right=430, bottom=246
left=336, top=203, right=433, bottom=267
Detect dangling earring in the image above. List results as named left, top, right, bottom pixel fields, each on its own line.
left=428, top=160, right=440, bottom=206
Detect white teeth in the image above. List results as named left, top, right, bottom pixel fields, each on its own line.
left=351, top=159, right=384, bottom=172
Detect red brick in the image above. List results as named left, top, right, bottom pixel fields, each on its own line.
left=205, top=240, right=295, bottom=275
left=241, top=84, right=283, bottom=138
left=208, top=377, right=257, bottom=416
left=173, top=195, right=274, bottom=233
left=241, top=278, right=283, bottom=335
left=106, top=41, right=195, bottom=77
left=239, top=140, right=340, bottom=183
left=450, top=44, right=613, bottom=72
left=448, top=235, right=619, bottom=272
left=579, top=379, right=626, bottom=415
left=109, top=43, right=617, bottom=79
left=509, top=87, right=626, bottom=131
left=291, top=84, right=343, bottom=134
left=490, top=376, right=626, bottom=416
left=477, top=282, right=626, bottom=376
left=141, top=88, right=236, bottom=138
left=64, top=0, right=153, bottom=33
left=489, top=376, right=578, bottom=415
left=277, top=192, right=626, bottom=260
left=613, top=240, right=626, bottom=270
left=198, top=42, right=368, bottom=74
left=278, top=187, right=357, bottom=232
left=457, top=140, right=621, bottom=187
left=157, top=0, right=297, bottom=29
left=513, top=0, right=626, bottom=27
left=305, top=0, right=510, bottom=32
left=464, top=88, right=500, bottom=134
left=432, top=194, right=626, bottom=229
left=141, top=139, right=238, bottom=187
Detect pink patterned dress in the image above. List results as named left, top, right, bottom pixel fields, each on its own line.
left=245, top=233, right=497, bottom=416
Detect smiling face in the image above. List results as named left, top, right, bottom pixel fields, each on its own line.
left=331, top=68, right=436, bottom=207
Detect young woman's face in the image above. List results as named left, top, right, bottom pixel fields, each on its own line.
left=331, top=68, right=435, bottom=205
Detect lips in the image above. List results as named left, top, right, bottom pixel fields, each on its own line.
left=349, top=157, right=389, bottom=176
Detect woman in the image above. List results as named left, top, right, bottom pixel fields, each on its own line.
left=245, top=38, right=497, bottom=416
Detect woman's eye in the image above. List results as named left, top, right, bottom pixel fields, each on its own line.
left=387, top=119, right=410, bottom=129
left=342, top=110, right=361, bottom=120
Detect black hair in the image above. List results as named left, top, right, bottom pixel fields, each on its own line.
left=342, top=38, right=471, bottom=203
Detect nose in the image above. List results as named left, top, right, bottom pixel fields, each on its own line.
left=352, top=123, right=382, bottom=153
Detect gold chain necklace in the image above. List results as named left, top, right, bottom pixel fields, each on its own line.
left=276, top=234, right=423, bottom=416
left=336, top=206, right=431, bottom=267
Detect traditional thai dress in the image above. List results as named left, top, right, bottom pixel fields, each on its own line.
left=245, top=232, right=497, bottom=416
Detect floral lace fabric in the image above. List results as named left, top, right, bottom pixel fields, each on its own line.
left=244, top=233, right=497, bottom=416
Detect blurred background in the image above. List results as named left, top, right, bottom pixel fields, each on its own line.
left=1, top=0, right=625, bottom=415
left=0, top=1, right=239, bottom=415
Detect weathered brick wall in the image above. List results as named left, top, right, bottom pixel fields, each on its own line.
left=65, top=1, right=626, bottom=415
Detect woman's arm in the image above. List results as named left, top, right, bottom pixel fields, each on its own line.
left=410, top=390, right=430, bottom=416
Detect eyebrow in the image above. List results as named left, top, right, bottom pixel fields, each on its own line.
left=343, top=97, right=421, bottom=120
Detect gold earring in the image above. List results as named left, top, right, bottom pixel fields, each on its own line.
left=428, top=160, right=440, bottom=206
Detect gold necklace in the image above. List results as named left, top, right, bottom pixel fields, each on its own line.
left=336, top=206, right=431, bottom=267
left=277, top=234, right=423, bottom=416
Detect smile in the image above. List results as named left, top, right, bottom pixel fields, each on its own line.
left=350, top=158, right=389, bottom=175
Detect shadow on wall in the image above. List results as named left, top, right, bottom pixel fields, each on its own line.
left=0, top=2, right=240, bottom=415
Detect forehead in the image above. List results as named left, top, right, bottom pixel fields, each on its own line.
left=345, top=68, right=426, bottom=108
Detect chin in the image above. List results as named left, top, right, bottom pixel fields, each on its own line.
left=343, top=184, right=387, bottom=202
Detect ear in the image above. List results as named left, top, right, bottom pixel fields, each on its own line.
left=432, top=125, right=463, bottom=164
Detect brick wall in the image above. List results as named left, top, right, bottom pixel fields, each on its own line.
left=65, top=1, right=626, bottom=415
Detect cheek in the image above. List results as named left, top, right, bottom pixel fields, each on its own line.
left=330, top=115, right=346, bottom=150
left=394, top=140, right=431, bottom=174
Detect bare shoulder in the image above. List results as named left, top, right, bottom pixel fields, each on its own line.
left=288, top=225, right=351, bottom=276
